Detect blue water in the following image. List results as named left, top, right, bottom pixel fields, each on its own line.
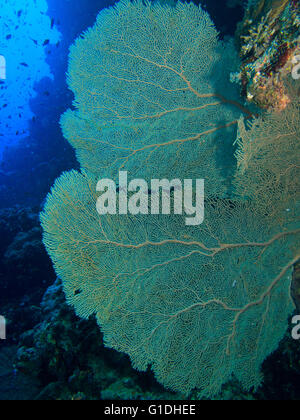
left=0, top=0, right=243, bottom=209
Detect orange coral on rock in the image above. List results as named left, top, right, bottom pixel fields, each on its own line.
left=236, top=0, right=300, bottom=111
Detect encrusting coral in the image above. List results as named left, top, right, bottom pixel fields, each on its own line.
left=41, top=0, right=300, bottom=398
left=235, top=0, right=300, bottom=110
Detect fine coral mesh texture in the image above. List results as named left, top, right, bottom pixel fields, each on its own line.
left=41, top=169, right=296, bottom=396
left=60, top=0, right=241, bottom=194
left=41, top=0, right=299, bottom=397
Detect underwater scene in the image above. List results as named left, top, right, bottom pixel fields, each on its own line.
left=0, top=0, right=299, bottom=404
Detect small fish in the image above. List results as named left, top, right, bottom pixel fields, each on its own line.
left=20, top=62, right=29, bottom=67
left=17, top=10, right=22, bottom=17
left=6, top=34, right=12, bottom=40
left=51, top=18, right=55, bottom=29
left=43, top=39, right=50, bottom=46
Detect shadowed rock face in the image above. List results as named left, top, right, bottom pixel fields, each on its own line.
left=236, top=0, right=299, bottom=111
left=292, top=263, right=300, bottom=312
left=0, top=345, right=40, bottom=401
left=0, top=206, right=55, bottom=303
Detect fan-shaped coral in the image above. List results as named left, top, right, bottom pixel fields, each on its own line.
left=41, top=0, right=300, bottom=397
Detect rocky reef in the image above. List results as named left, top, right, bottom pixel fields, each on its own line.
left=0, top=345, right=40, bottom=400
left=0, top=202, right=298, bottom=400
left=11, top=278, right=300, bottom=400
left=235, top=0, right=299, bottom=110
left=0, top=0, right=299, bottom=401
left=0, top=206, right=56, bottom=346
left=292, top=262, right=300, bottom=312
left=16, top=279, right=179, bottom=400
left=0, top=206, right=55, bottom=304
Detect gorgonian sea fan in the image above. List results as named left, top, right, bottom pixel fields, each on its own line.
left=41, top=0, right=300, bottom=397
